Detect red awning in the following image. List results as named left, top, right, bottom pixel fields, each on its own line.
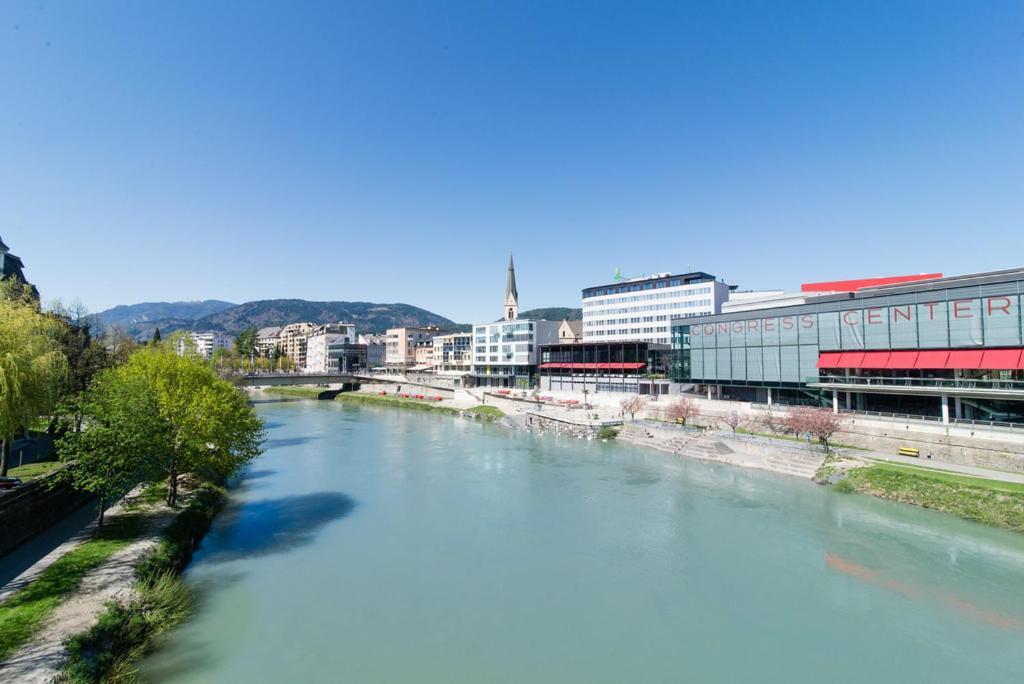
left=860, top=351, right=891, bottom=369
left=979, top=348, right=1024, bottom=370
left=838, top=352, right=865, bottom=368
left=885, top=351, right=919, bottom=369
left=816, top=352, right=842, bottom=369
left=946, top=349, right=984, bottom=370
left=915, top=350, right=949, bottom=369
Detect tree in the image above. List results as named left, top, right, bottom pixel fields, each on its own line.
left=665, top=396, right=700, bottom=426
left=619, top=395, right=646, bottom=420
left=125, top=346, right=264, bottom=506
left=151, top=327, right=162, bottom=345
left=0, top=295, right=68, bottom=475
left=234, top=326, right=257, bottom=359
left=57, top=371, right=163, bottom=527
left=46, top=300, right=110, bottom=437
left=724, top=411, right=744, bottom=434
left=782, top=406, right=843, bottom=452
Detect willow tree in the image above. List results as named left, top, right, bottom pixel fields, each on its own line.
left=0, top=292, right=68, bottom=476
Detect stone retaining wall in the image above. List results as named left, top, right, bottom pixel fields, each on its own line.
left=0, top=467, right=92, bottom=556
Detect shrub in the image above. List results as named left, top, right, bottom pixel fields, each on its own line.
left=832, top=478, right=855, bottom=494
left=597, top=426, right=618, bottom=440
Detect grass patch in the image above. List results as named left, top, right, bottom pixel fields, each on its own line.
left=466, top=405, right=505, bottom=420
left=260, top=386, right=326, bottom=399
left=335, top=392, right=459, bottom=415
left=832, top=478, right=855, bottom=494
left=7, top=461, right=64, bottom=482
left=846, top=464, right=1024, bottom=533
left=60, top=483, right=226, bottom=683
left=0, top=514, right=144, bottom=661
left=597, top=425, right=618, bottom=440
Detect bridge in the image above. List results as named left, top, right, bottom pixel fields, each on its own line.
left=239, top=372, right=365, bottom=388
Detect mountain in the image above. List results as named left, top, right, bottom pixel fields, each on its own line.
left=97, top=300, right=236, bottom=338
left=518, top=307, right=582, bottom=321
left=191, top=299, right=456, bottom=335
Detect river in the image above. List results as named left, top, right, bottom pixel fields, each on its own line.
left=142, top=398, right=1024, bottom=683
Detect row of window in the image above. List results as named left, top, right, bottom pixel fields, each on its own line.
left=584, top=299, right=714, bottom=316
left=584, top=279, right=714, bottom=299
left=583, top=290, right=714, bottom=308
left=585, top=315, right=669, bottom=326
left=590, top=327, right=669, bottom=336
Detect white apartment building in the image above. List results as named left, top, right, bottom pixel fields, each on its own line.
left=177, top=331, right=233, bottom=359
left=581, top=271, right=731, bottom=346
left=255, top=326, right=282, bottom=357
left=471, top=319, right=561, bottom=388
left=433, top=332, right=473, bottom=377
left=305, top=325, right=363, bottom=374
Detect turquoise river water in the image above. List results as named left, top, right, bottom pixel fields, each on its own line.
left=142, top=398, right=1024, bottom=682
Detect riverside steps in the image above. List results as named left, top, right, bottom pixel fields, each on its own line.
left=617, top=422, right=825, bottom=479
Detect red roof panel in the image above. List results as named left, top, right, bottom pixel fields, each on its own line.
left=885, top=351, right=919, bottom=369
left=860, top=351, right=891, bottom=369
left=979, top=349, right=1023, bottom=370
left=915, top=350, right=949, bottom=369
left=838, top=352, right=865, bottom=368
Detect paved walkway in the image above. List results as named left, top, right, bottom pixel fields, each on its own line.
left=0, top=489, right=173, bottom=683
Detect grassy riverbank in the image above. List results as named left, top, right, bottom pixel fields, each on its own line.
left=334, top=392, right=460, bottom=415
left=7, top=461, right=64, bottom=482
left=464, top=405, right=505, bottom=421
left=60, top=482, right=226, bottom=683
left=260, top=386, right=328, bottom=399
left=0, top=515, right=144, bottom=661
left=841, top=462, right=1024, bottom=534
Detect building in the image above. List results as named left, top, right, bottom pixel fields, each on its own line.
left=0, top=234, right=38, bottom=298
left=278, top=322, right=317, bottom=369
left=433, top=332, right=473, bottom=379
left=177, top=331, right=233, bottom=359
left=558, top=319, right=583, bottom=344
left=413, top=340, right=434, bottom=370
left=670, top=268, right=1024, bottom=425
left=539, top=341, right=676, bottom=395
left=581, top=271, right=731, bottom=346
left=256, top=326, right=282, bottom=357
left=358, top=334, right=386, bottom=368
left=305, top=325, right=365, bottom=374
left=385, top=326, right=446, bottom=367
left=471, top=254, right=560, bottom=388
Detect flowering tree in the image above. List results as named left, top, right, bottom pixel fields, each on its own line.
left=723, top=410, right=744, bottom=434
left=782, top=406, right=843, bottom=452
left=665, top=396, right=700, bottom=426
left=619, top=395, right=646, bottom=421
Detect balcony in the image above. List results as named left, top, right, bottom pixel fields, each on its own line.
left=807, top=375, right=1024, bottom=400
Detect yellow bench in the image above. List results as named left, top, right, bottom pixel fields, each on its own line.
left=898, top=446, right=920, bottom=458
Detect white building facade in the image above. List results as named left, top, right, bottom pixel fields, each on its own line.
left=178, top=331, right=233, bottom=359
left=471, top=319, right=560, bottom=388
left=581, top=271, right=730, bottom=346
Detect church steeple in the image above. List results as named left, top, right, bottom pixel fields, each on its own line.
left=504, top=253, right=519, bottom=321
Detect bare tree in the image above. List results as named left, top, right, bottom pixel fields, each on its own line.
left=665, top=396, right=700, bottom=426
left=619, top=395, right=647, bottom=421
left=723, top=410, right=743, bottom=434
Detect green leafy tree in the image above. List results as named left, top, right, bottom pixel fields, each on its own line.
left=151, top=327, right=162, bottom=345
left=0, top=295, right=68, bottom=476
left=57, top=371, right=164, bottom=527
left=234, top=326, right=256, bottom=358
left=125, top=347, right=264, bottom=506
left=46, top=300, right=110, bottom=437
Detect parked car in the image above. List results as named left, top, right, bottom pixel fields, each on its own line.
left=0, top=477, right=24, bottom=490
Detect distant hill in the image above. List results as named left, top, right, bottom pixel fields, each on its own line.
left=517, top=307, right=582, bottom=321
left=191, top=299, right=456, bottom=335
left=97, top=300, right=236, bottom=339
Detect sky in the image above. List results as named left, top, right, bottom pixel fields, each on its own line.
left=2, top=1, right=1023, bottom=323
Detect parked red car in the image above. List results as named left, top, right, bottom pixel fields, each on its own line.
left=0, top=477, right=23, bottom=490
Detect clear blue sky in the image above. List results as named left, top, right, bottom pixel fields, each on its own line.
left=3, top=1, right=1023, bottom=323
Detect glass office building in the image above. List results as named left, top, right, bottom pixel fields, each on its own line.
left=671, top=269, right=1024, bottom=424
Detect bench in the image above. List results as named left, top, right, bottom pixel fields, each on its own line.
left=897, top=446, right=920, bottom=458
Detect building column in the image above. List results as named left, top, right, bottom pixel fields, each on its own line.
left=954, top=396, right=963, bottom=421
left=707, top=385, right=712, bottom=400
left=845, top=392, right=852, bottom=410
left=832, top=390, right=839, bottom=414
left=940, top=393, right=949, bottom=424
left=767, top=387, right=773, bottom=407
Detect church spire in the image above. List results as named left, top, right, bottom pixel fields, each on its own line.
left=504, top=253, right=519, bottom=321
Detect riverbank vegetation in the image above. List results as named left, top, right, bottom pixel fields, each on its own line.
left=465, top=405, right=504, bottom=421
left=260, top=386, right=327, bottom=399
left=60, top=483, right=227, bottom=683
left=843, top=462, right=1024, bottom=533
left=335, top=392, right=460, bottom=414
